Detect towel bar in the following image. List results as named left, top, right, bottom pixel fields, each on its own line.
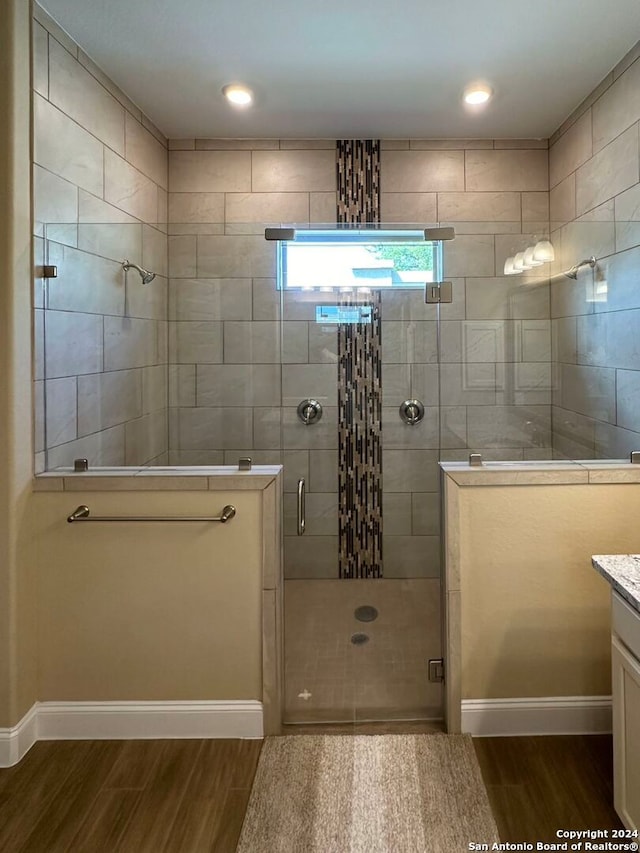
left=67, top=504, right=236, bottom=524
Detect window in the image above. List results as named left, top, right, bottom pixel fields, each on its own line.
left=275, top=229, right=441, bottom=291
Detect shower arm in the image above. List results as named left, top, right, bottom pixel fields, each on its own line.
left=565, top=256, right=597, bottom=279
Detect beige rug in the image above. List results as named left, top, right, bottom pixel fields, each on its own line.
left=237, top=734, right=500, bottom=853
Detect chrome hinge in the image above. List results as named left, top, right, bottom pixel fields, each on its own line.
left=425, top=281, right=453, bottom=304
left=631, top=450, right=640, bottom=464
left=428, top=658, right=445, bottom=683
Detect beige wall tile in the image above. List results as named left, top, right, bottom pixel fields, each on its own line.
left=33, top=165, right=78, bottom=229
left=142, top=364, right=168, bottom=413
left=223, top=321, right=280, bottom=363
left=279, top=140, right=335, bottom=150
left=77, top=221, right=142, bottom=266
left=168, top=235, right=197, bottom=277
left=33, top=21, right=48, bottom=97
left=104, top=316, right=159, bottom=370
left=125, top=113, right=168, bottom=190
left=381, top=140, right=410, bottom=150
left=169, top=150, right=251, bottom=192
left=77, top=369, right=143, bottom=435
left=380, top=193, right=437, bottom=223
left=34, top=381, right=45, bottom=453
left=33, top=3, right=78, bottom=57
left=559, top=219, right=615, bottom=272
left=157, top=187, right=168, bottom=227
left=225, top=192, right=309, bottom=225
left=465, top=150, right=548, bottom=192
left=195, top=139, right=279, bottom=150
left=47, top=241, right=125, bottom=315
left=549, top=111, right=592, bottom=188
left=559, top=363, right=616, bottom=422
left=310, top=192, right=337, bottom=223
left=76, top=49, right=142, bottom=123
left=45, top=311, right=103, bottom=378
left=170, top=278, right=252, bottom=321
left=443, top=234, right=495, bottom=277
left=550, top=74, right=614, bottom=147
left=46, top=425, right=125, bottom=469
left=616, top=369, right=640, bottom=431
left=438, top=192, right=520, bottom=221
left=615, top=182, right=640, bottom=251
left=466, top=277, right=549, bottom=320
left=104, top=149, right=159, bottom=222
left=48, top=38, right=125, bottom=156
left=125, top=411, right=168, bottom=465
left=467, top=405, right=551, bottom=449
left=34, top=94, right=104, bottom=196
left=196, top=365, right=281, bottom=407
left=45, top=377, right=77, bottom=446
left=615, top=181, right=640, bottom=222
left=575, top=125, right=639, bottom=216
left=126, top=274, right=168, bottom=323
left=197, top=235, right=276, bottom=278
left=168, top=192, right=224, bottom=224
left=494, top=139, right=548, bottom=150
left=169, top=364, right=196, bottom=406
left=140, top=115, right=166, bottom=147
left=168, top=139, right=195, bottom=150
left=142, top=224, right=168, bottom=278
left=410, top=139, right=492, bottom=150
left=176, top=407, right=253, bottom=450
left=281, top=364, right=337, bottom=407
left=169, top=321, right=222, bottom=364
left=521, top=192, right=549, bottom=222
left=78, top=189, right=137, bottom=224
left=381, top=150, right=464, bottom=192
left=251, top=150, right=336, bottom=192
left=550, top=173, right=576, bottom=227
left=592, top=57, right=640, bottom=153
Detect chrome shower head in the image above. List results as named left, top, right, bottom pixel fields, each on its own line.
left=122, top=260, right=156, bottom=284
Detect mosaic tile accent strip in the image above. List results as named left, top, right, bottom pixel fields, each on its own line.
left=336, top=140, right=383, bottom=579
left=336, top=140, right=381, bottom=225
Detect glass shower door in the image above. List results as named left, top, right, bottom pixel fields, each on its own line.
left=280, top=236, right=446, bottom=727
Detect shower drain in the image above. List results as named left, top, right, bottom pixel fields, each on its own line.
left=351, top=633, right=370, bottom=645
left=354, top=605, right=378, bottom=623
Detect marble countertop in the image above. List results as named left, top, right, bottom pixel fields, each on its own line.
left=592, top=554, right=640, bottom=614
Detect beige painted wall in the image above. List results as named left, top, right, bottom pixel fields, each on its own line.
left=459, top=483, right=640, bottom=699
left=30, top=490, right=264, bottom=700
left=0, top=0, right=38, bottom=728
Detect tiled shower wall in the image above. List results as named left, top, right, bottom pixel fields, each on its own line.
left=549, top=42, right=640, bottom=459
left=32, top=4, right=169, bottom=472
left=166, top=138, right=552, bottom=578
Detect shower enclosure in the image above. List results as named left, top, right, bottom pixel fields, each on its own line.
left=36, top=214, right=635, bottom=727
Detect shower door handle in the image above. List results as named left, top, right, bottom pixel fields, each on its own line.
left=297, top=478, right=306, bottom=536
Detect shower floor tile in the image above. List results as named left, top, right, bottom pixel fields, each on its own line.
left=284, top=578, right=442, bottom=723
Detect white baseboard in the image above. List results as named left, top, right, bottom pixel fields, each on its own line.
left=0, top=700, right=263, bottom=767
left=0, top=704, right=38, bottom=767
left=462, top=695, right=612, bottom=737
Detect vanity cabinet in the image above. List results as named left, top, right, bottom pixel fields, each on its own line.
left=611, top=591, right=640, bottom=831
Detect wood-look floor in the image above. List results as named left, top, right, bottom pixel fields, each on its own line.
left=474, top=735, right=623, bottom=842
left=0, top=733, right=621, bottom=852
left=0, top=739, right=261, bottom=853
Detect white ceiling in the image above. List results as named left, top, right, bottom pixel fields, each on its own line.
left=40, top=0, right=640, bottom=140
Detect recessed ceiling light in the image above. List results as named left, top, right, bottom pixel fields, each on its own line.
left=463, top=84, right=492, bottom=106
left=222, top=84, right=254, bottom=107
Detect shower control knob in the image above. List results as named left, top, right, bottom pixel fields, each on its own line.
left=297, top=399, right=323, bottom=425
left=399, top=399, right=425, bottom=425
